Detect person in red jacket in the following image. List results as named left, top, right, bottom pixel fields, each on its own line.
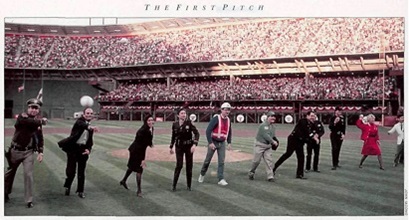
left=356, top=114, right=384, bottom=170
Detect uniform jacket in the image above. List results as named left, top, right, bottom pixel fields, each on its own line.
left=310, top=120, right=325, bottom=144
left=12, top=113, right=44, bottom=153
left=169, top=120, right=199, bottom=148
left=388, top=122, right=404, bottom=144
left=58, top=116, right=94, bottom=153
left=289, top=118, right=315, bottom=143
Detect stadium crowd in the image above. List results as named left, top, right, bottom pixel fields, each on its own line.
left=5, top=18, right=404, bottom=69
left=97, top=75, right=396, bottom=102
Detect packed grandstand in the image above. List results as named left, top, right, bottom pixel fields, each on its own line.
left=4, top=17, right=404, bottom=123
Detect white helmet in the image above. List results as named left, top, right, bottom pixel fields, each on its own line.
left=221, top=102, right=232, bottom=109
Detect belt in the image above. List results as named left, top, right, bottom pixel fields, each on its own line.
left=331, top=131, right=343, bottom=135
left=11, top=142, right=33, bottom=151
left=177, top=140, right=193, bottom=145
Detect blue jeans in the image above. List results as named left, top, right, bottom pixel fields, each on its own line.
left=200, top=141, right=226, bottom=181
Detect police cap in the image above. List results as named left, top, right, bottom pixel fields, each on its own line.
left=27, top=98, right=42, bottom=108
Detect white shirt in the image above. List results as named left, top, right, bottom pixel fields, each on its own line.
left=76, top=129, right=89, bottom=145
left=388, top=122, right=404, bottom=144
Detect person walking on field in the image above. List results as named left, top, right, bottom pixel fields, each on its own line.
left=356, top=114, right=384, bottom=170
left=388, top=115, right=404, bottom=167
left=119, top=115, right=155, bottom=197
left=329, top=106, right=346, bottom=170
left=58, top=107, right=99, bottom=199
left=248, top=111, right=279, bottom=182
left=169, top=108, right=200, bottom=191
left=5, top=98, right=47, bottom=208
left=305, top=114, right=325, bottom=173
left=198, top=102, right=233, bottom=186
left=273, top=111, right=319, bottom=179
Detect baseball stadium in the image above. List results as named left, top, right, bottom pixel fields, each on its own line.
left=3, top=17, right=405, bottom=216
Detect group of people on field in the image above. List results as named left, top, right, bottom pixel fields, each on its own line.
left=4, top=100, right=404, bottom=208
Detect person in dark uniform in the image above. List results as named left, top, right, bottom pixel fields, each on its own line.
left=305, top=114, right=325, bottom=173
left=58, top=107, right=99, bottom=199
left=273, top=111, right=319, bottom=179
left=329, top=106, right=346, bottom=170
left=119, top=115, right=154, bottom=197
left=5, top=98, right=47, bottom=208
left=169, top=108, right=200, bottom=191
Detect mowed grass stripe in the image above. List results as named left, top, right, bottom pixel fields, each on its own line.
left=297, top=173, right=403, bottom=213
left=266, top=169, right=402, bottom=215
left=263, top=152, right=403, bottom=188
left=226, top=165, right=400, bottom=215
left=41, top=135, right=143, bottom=216
left=224, top=164, right=372, bottom=215
left=67, top=136, right=215, bottom=215
left=83, top=151, right=219, bottom=216
left=230, top=175, right=372, bottom=216
left=4, top=138, right=94, bottom=216
left=105, top=153, right=259, bottom=216
left=107, top=159, right=272, bottom=216
left=4, top=120, right=404, bottom=216
left=126, top=161, right=302, bottom=216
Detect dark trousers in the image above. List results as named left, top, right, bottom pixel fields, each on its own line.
left=394, top=141, right=404, bottom=164
left=274, top=136, right=305, bottom=177
left=173, top=145, right=193, bottom=188
left=306, top=142, right=320, bottom=171
left=63, top=152, right=89, bottom=193
left=330, top=133, right=343, bottom=167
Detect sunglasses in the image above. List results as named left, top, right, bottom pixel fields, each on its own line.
left=29, top=105, right=39, bottom=109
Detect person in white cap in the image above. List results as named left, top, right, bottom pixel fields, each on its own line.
left=248, top=111, right=279, bottom=182
left=5, top=98, right=47, bottom=208
left=198, top=102, right=233, bottom=186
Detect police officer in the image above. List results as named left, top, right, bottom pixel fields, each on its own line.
left=305, top=114, right=325, bottom=172
left=273, top=111, right=319, bottom=179
left=249, top=111, right=279, bottom=182
left=329, top=106, right=346, bottom=170
left=169, top=108, right=200, bottom=191
left=5, top=98, right=47, bottom=208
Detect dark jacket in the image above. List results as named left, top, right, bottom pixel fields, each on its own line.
left=289, top=118, right=315, bottom=143
left=12, top=113, right=44, bottom=153
left=58, top=116, right=94, bottom=153
left=169, top=120, right=199, bottom=149
left=329, top=115, right=346, bottom=135
left=128, top=124, right=153, bottom=162
left=310, top=120, right=325, bottom=144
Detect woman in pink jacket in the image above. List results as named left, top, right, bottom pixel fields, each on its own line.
left=356, top=114, right=384, bottom=170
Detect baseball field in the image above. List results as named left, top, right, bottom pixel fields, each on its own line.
left=3, top=119, right=405, bottom=216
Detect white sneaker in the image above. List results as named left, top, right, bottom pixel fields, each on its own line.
left=218, top=179, right=228, bottom=186
left=198, top=174, right=205, bottom=183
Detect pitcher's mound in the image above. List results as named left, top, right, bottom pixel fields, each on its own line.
left=110, top=145, right=253, bottom=162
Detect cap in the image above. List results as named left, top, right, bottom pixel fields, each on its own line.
left=266, top=111, right=276, bottom=117
left=221, top=102, right=231, bottom=109
left=26, top=98, right=42, bottom=108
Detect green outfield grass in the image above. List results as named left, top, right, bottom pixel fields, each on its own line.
left=3, top=119, right=405, bottom=216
